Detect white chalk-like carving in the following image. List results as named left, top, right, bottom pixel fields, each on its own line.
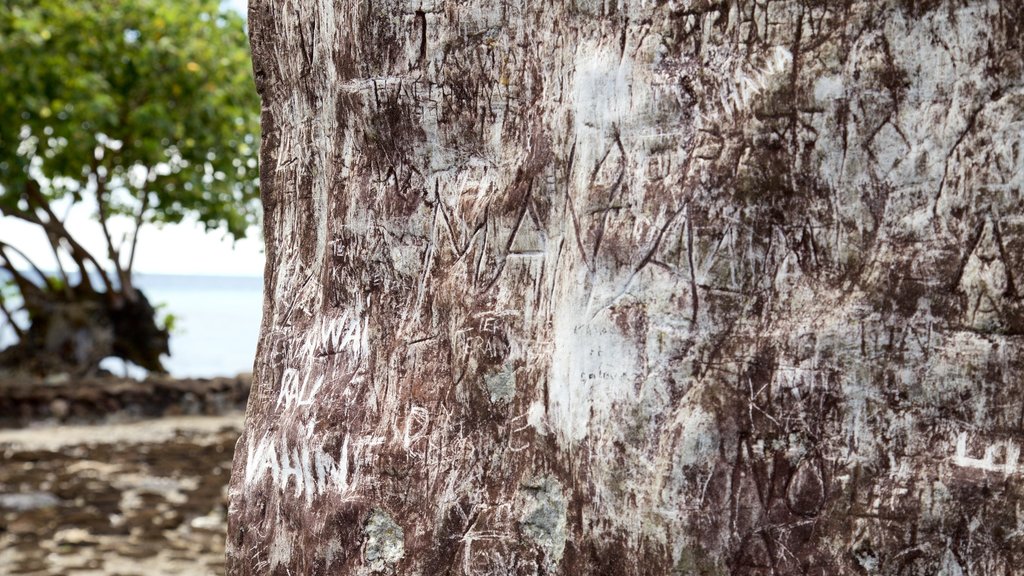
left=699, top=46, right=792, bottom=125
left=277, top=367, right=325, bottom=409
left=244, top=432, right=383, bottom=502
left=953, top=432, right=1021, bottom=474
left=402, top=406, right=430, bottom=452
left=276, top=299, right=371, bottom=410
left=317, top=307, right=370, bottom=358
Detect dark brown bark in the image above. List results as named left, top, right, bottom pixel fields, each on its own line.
left=230, top=1, right=1024, bottom=574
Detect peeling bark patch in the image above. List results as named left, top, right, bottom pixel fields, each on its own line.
left=484, top=366, right=517, bottom=404
left=548, top=311, right=640, bottom=443
left=364, top=509, right=404, bottom=572
left=519, top=476, right=568, bottom=569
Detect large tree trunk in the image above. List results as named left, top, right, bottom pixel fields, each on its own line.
left=228, top=1, right=1024, bottom=573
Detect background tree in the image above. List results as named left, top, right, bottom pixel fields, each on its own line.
left=0, top=0, right=259, bottom=374
left=230, top=0, right=1024, bottom=574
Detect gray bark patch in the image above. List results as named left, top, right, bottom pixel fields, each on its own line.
left=364, top=509, right=404, bottom=572
left=519, top=476, right=567, bottom=567
left=484, top=367, right=516, bottom=404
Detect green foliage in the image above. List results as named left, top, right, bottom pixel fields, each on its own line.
left=0, top=0, right=257, bottom=374
left=153, top=301, right=181, bottom=335
left=0, top=0, right=259, bottom=238
left=45, top=274, right=65, bottom=292
left=0, top=277, right=18, bottom=314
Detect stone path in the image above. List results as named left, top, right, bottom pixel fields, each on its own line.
left=0, top=415, right=243, bottom=575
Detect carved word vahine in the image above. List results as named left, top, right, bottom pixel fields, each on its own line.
left=243, top=432, right=383, bottom=503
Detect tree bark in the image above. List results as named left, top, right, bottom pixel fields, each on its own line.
left=229, top=1, right=1024, bottom=574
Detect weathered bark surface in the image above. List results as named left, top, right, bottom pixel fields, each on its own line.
left=229, top=1, right=1024, bottom=574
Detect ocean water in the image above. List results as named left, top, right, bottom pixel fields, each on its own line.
left=0, top=274, right=264, bottom=378
left=133, top=274, right=264, bottom=378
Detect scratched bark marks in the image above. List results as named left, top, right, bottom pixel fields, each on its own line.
left=228, top=1, right=1024, bottom=574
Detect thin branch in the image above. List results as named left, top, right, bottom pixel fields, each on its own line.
left=1, top=197, right=95, bottom=294
left=92, top=161, right=126, bottom=283
left=41, top=229, right=73, bottom=298
left=1, top=199, right=95, bottom=293
left=0, top=240, right=56, bottom=293
left=0, top=296, right=25, bottom=340
left=0, top=247, right=48, bottom=309
left=125, top=181, right=150, bottom=284
left=20, top=179, right=115, bottom=294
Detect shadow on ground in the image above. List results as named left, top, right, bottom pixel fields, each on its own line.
left=0, top=376, right=248, bottom=576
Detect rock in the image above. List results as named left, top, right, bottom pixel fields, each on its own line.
left=54, top=528, right=96, bottom=546
left=0, top=415, right=241, bottom=574
left=43, top=373, right=71, bottom=386
left=0, top=491, right=59, bottom=511
left=190, top=510, right=225, bottom=533
left=0, top=374, right=250, bottom=428
left=49, top=398, right=69, bottom=420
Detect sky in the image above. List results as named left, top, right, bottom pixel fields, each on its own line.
left=0, top=0, right=262, bottom=278
left=0, top=204, right=266, bottom=277
left=226, top=0, right=247, bottom=15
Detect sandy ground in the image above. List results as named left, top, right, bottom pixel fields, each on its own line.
left=0, top=414, right=244, bottom=575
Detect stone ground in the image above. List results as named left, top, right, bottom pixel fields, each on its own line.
left=0, top=378, right=247, bottom=576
